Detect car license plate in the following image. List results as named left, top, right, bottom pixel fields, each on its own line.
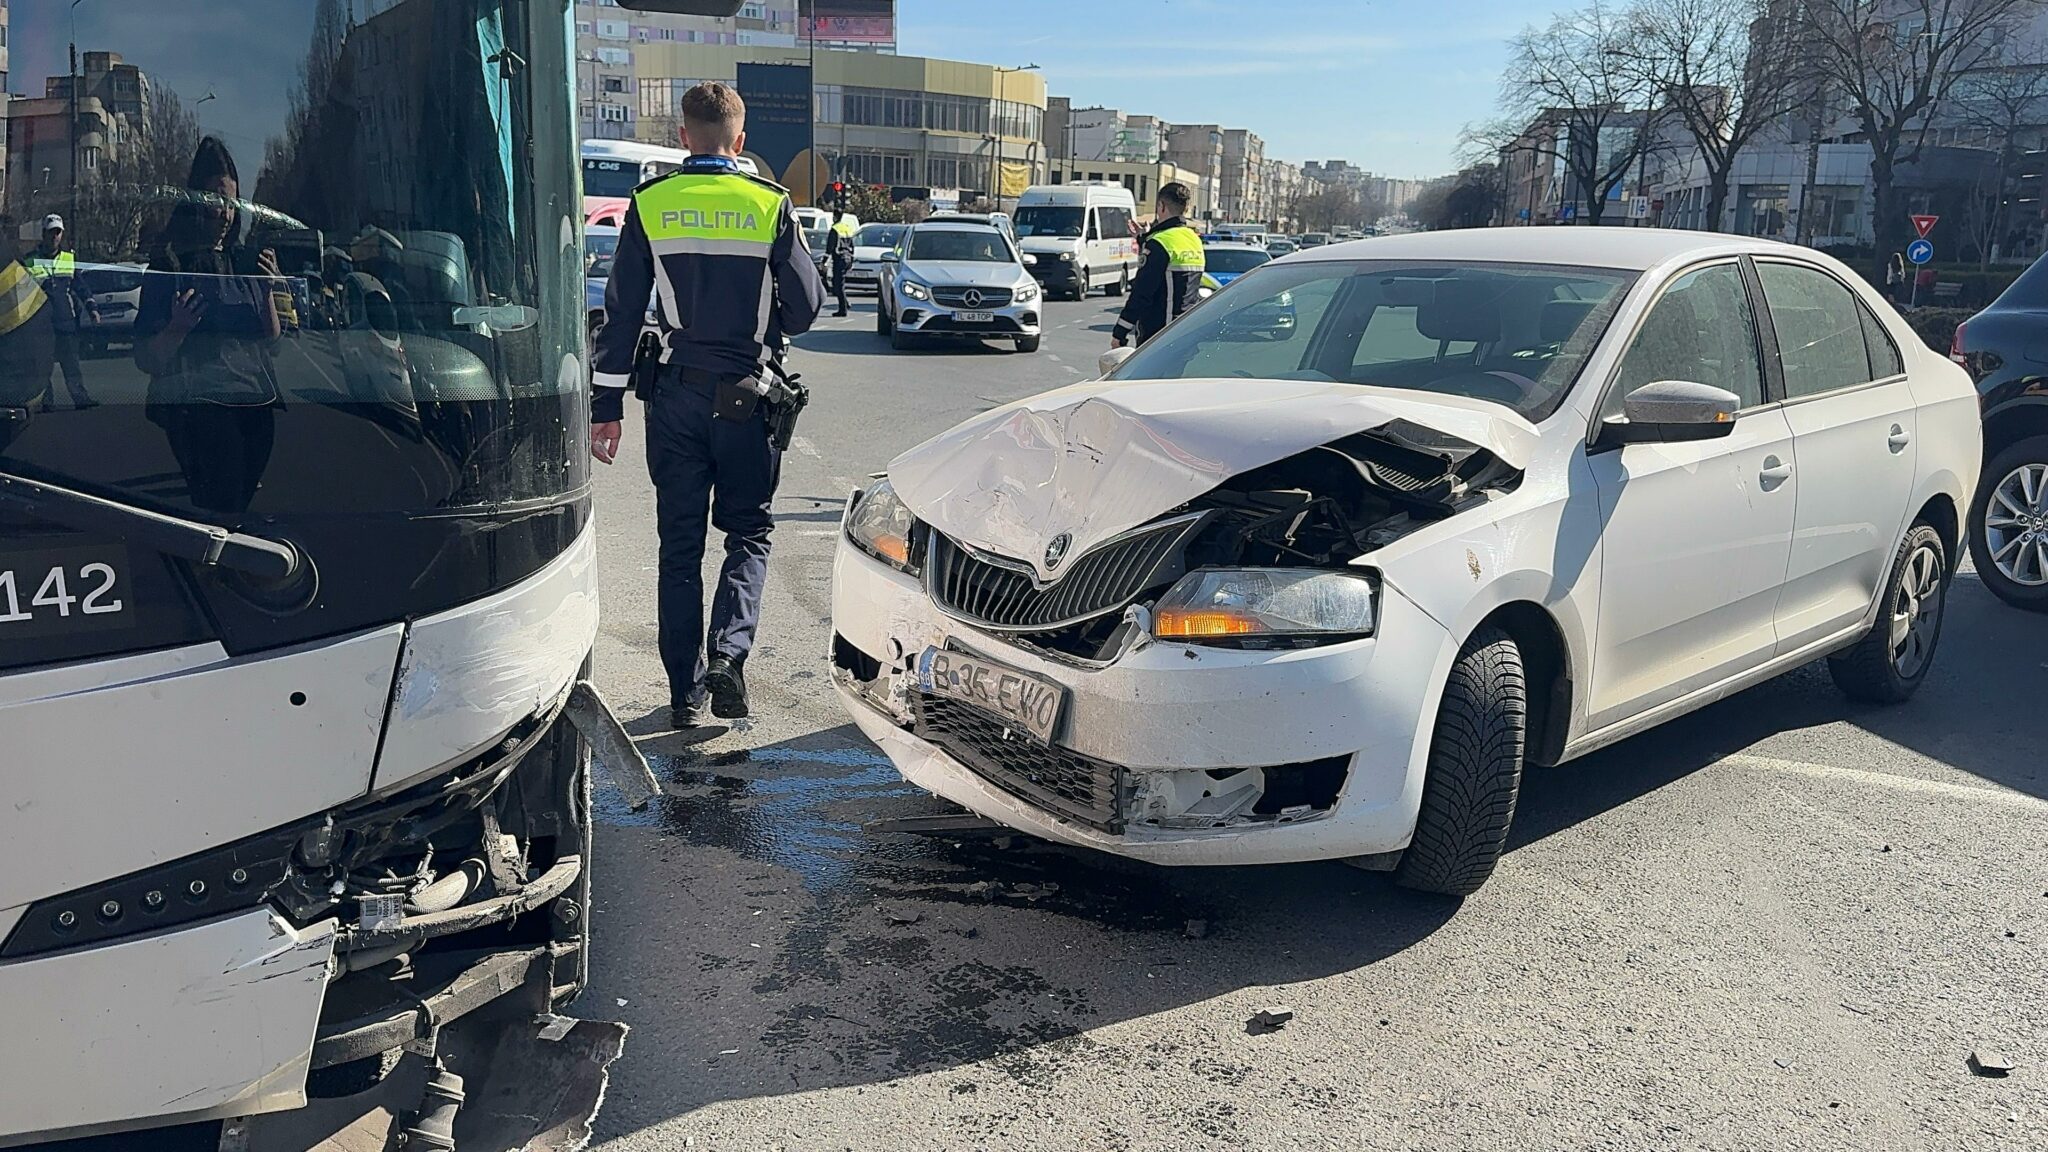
left=917, top=645, right=1064, bottom=745
left=953, top=310, right=995, bottom=323
left=0, top=545, right=134, bottom=639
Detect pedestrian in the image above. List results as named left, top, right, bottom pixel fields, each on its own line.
left=588, top=81, right=825, bottom=729
left=24, top=215, right=98, bottom=411
left=828, top=208, right=856, bottom=317
left=1111, top=182, right=1204, bottom=349
left=0, top=215, right=57, bottom=419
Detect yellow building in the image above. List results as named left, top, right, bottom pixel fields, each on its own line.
left=629, top=44, right=1047, bottom=208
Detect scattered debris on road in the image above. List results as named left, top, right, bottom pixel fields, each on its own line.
left=886, top=908, right=922, bottom=925
left=1969, top=1050, right=2016, bottom=1078
left=1184, top=918, right=1209, bottom=939
left=1247, top=1006, right=1296, bottom=1034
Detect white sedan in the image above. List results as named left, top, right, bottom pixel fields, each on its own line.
left=830, top=229, right=1978, bottom=895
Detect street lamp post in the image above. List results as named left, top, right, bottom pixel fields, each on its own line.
left=990, top=64, right=1038, bottom=213
left=71, top=0, right=89, bottom=248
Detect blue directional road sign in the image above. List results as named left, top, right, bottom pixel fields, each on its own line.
left=1907, top=239, right=1934, bottom=265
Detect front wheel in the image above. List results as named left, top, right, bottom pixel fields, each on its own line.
left=890, top=324, right=917, bottom=351
left=1829, top=522, right=1949, bottom=702
left=1967, top=435, right=2048, bottom=612
left=876, top=303, right=893, bottom=336
left=1014, top=335, right=1041, bottom=353
left=1107, top=264, right=1128, bottom=296
left=1393, top=625, right=1526, bottom=897
left=1073, top=267, right=1089, bottom=300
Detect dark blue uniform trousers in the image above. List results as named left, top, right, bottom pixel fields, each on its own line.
left=645, top=369, right=781, bottom=706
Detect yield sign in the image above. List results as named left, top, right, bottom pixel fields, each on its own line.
left=1911, top=214, right=1939, bottom=239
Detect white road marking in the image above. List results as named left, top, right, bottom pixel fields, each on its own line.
left=1724, top=752, right=2048, bottom=812
left=1061, top=365, right=1081, bottom=375
left=1046, top=354, right=1063, bottom=363
left=790, top=436, right=822, bottom=459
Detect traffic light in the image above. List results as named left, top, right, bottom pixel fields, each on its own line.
left=828, top=182, right=848, bottom=210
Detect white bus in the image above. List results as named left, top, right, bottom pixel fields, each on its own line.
left=581, top=138, right=760, bottom=204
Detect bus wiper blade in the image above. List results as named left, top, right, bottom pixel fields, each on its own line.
left=0, top=472, right=300, bottom=580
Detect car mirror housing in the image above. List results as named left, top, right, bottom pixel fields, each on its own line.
left=879, top=251, right=900, bottom=263
left=1098, top=346, right=1136, bottom=377
left=1594, top=379, right=1742, bottom=450
left=1022, top=253, right=1038, bottom=267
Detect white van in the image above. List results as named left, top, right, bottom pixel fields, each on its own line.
left=1013, top=183, right=1140, bottom=300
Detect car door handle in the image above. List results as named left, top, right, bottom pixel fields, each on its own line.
left=1759, top=456, right=1792, bottom=489
left=1887, top=425, right=1911, bottom=453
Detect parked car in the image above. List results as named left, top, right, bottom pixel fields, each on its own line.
left=846, top=222, right=909, bottom=293
left=877, top=220, right=1042, bottom=353
left=831, top=229, right=1977, bottom=895
left=1952, top=254, right=2048, bottom=610
left=584, top=224, right=619, bottom=345
left=1199, top=241, right=1273, bottom=298
left=1266, top=238, right=1299, bottom=258
left=75, top=263, right=147, bottom=355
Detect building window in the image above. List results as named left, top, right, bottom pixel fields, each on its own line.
left=602, top=76, right=627, bottom=94
left=596, top=19, right=627, bottom=39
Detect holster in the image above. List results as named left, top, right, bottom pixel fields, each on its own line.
left=629, top=331, right=664, bottom=400
left=712, top=374, right=762, bottom=422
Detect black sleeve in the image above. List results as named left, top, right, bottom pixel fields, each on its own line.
left=591, top=206, right=656, bottom=424
left=771, top=199, right=826, bottom=337
left=1115, top=236, right=1167, bottom=338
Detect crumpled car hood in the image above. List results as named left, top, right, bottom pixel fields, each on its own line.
left=888, top=378, right=1539, bottom=580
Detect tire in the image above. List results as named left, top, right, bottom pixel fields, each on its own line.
left=1015, top=335, right=1041, bottom=353
left=890, top=324, right=917, bottom=351
left=876, top=303, right=893, bottom=336
left=1829, top=522, right=1949, bottom=703
left=1393, top=625, right=1526, bottom=897
left=1074, top=267, right=1089, bottom=299
left=1107, top=264, right=1128, bottom=296
left=1966, top=434, right=2048, bottom=612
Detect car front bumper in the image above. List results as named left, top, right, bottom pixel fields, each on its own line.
left=895, top=297, right=1041, bottom=337
left=1026, top=260, right=1082, bottom=290
left=829, top=537, right=1446, bottom=865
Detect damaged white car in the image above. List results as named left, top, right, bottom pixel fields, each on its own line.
left=830, top=230, right=1980, bottom=894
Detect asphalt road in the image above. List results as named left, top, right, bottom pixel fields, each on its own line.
left=581, top=292, right=2048, bottom=1152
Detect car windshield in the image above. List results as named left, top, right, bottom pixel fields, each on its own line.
left=1014, top=206, right=1084, bottom=238
left=1207, top=248, right=1272, bottom=275
left=585, top=232, right=618, bottom=278
left=907, top=229, right=1013, bottom=263
left=805, top=228, right=831, bottom=252
left=1112, top=260, right=1637, bottom=422
left=588, top=255, right=616, bottom=280
left=857, top=224, right=907, bottom=248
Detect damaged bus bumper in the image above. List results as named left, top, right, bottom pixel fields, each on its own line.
left=831, top=538, right=1450, bottom=866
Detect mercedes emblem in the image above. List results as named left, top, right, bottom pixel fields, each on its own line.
left=963, top=288, right=984, bottom=308
left=1044, top=532, right=1072, bottom=570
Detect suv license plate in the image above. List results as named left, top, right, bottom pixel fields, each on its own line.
left=917, top=645, right=1063, bottom=745
left=953, top=310, right=994, bottom=323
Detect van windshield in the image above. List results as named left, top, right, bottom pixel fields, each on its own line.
left=1015, top=206, right=1084, bottom=239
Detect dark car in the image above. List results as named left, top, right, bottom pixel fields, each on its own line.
left=1952, top=254, right=2048, bottom=610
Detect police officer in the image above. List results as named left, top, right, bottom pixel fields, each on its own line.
left=1111, top=182, right=1204, bottom=349
left=25, top=215, right=97, bottom=410
left=828, top=207, right=856, bottom=318
left=589, top=82, right=825, bottom=728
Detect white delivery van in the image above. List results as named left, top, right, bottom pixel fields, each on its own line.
left=1013, top=183, right=1140, bottom=300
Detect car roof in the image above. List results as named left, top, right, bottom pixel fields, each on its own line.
left=910, top=220, right=1004, bottom=234
left=1206, top=241, right=1268, bottom=252
left=1293, top=226, right=1798, bottom=272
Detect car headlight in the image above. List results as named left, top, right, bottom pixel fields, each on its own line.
left=1152, top=569, right=1375, bottom=644
left=900, top=279, right=930, bottom=301
left=1015, top=280, right=1039, bottom=302
left=1057, top=252, right=1073, bottom=263
left=846, top=480, right=921, bottom=573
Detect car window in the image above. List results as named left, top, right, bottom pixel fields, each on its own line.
left=856, top=224, right=905, bottom=248
left=1859, top=301, right=1905, bottom=378
left=1117, top=261, right=1634, bottom=420
left=1099, top=206, right=1132, bottom=242
left=1607, top=263, right=1764, bottom=415
left=906, top=229, right=1011, bottom=263
left=1207, top=248, right=1272, bottom=275
left=1756, top=262, right=1875, bottom=399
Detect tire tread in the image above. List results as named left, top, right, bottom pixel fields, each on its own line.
left=1393, top=625, right=1526, bottom=897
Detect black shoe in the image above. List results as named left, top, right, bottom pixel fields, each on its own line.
left=835, top=310, right=850, bottom=318
left=704, top=655, right=749, bottom=719
left=670, top=697, right=711, bottom=730
left=72, top=398, right=100, bottom=411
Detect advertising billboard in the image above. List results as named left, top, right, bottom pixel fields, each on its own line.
left=805, top=0, right=895, bottom=45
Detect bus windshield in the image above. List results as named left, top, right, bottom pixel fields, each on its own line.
left=1, top=0, right=588, bottom=664
left=584, top=158, right=644, bottom=199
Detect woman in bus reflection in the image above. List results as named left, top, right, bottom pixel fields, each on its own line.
left=135, top=136, right=284, bottom=515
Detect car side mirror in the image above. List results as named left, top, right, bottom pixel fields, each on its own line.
left=1022, top=253, right=1038, bottom=267
left=1098, top=346, right=1136, bottom=377
left=1594, top=379, right=1741, bottom=450
left=880, top=251, right=900, bottom=263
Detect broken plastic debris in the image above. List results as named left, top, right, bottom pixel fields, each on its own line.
left=887, top=909, right=922, bottom=925
left=718, top=1048, right=739, bottom=1056
left=534, top=1014, right=577, bottom=1043
left=1969, top=1050, right=2016, bottom=1078
left=1247, top=1006, right=1295, bottom=1033
left=615, top=998, right=628, bottom=1007
left=1183, top=919, right=1209, bottom=939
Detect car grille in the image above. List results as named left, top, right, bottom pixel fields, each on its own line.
left=924, top=513, right=1204, bottom=632
left=932, top=286, right=1013, bottom=308
left=912, top=694, right=1125, bottom=833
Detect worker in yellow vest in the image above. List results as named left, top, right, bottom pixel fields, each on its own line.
left=588, top=82, right=825, bottom=728
left=0, top=216, right=56, bottom=416
left=1112, top=182, right=1205, bottom=348
left=24, top=215, right=97, bottom=410
left=828, top=209, right=857, bottom=317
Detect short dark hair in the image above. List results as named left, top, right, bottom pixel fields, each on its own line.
left=680, top=82, right=746, bottom=149
left=1158, top=182, right=1191, bottom=212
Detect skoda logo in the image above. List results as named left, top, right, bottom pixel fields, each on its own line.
left=1044, top=533, right=1072, bottom=570
left=962, top=288, right=984, bottom=308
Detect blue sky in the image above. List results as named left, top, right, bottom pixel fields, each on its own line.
left=897, top=0, right=1580, bottom=179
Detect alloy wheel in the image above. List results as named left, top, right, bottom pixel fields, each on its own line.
left=1887, top=542, right=1943, bottom=679
left=1983, top=462, right=2048, bottom=587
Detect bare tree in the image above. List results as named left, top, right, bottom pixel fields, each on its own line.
left=1289, top=183, right=1364, bottom=232
left=1503, top=1, right=1662, bottom=224
left=1954, top=44, right=2048, bottom=265
left=68, top=85, right=203, bottom=261
left=1618, top=0, right=1804, bottom=232
left=1796, top=0, right=2032, bottom=276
